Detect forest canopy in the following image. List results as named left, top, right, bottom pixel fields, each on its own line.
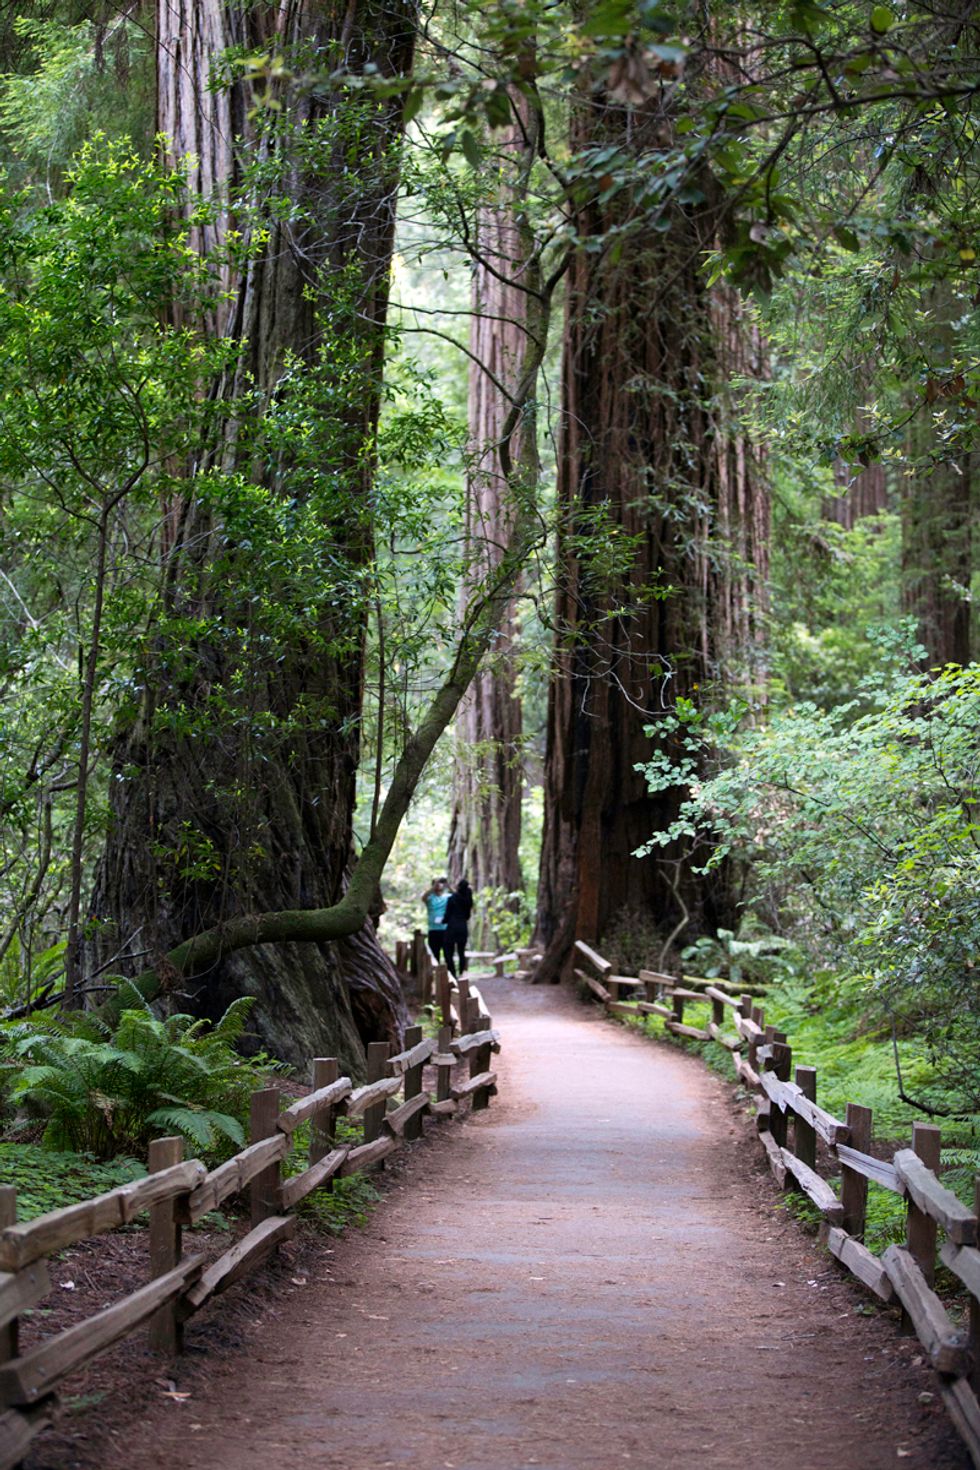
left=0, top=0, right=976, bottom=1121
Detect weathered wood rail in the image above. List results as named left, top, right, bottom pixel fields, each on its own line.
left=0, top=977, right=502, bottom=1469
left=573, top=938, right=980, bottom=1467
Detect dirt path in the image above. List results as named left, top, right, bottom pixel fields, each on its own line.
left=95, top=978, right=966, bottom=1470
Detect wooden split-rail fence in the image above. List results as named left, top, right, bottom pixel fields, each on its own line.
left=395, top=931, right=542, bottom=1002
left=0, top=975, right=501, bottom=1470
left=574, top=938, right=980, bottom=1468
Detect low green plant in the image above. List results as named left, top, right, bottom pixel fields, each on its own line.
left=0, top=938, right=66, bottom=1011
left=0, top=1141, right=144, bottom=1220
left=2, top=995, right=270, bottom=1160
left=600, top=904, right=666, bottom=977
left=281, top=1116, right=381, bottom=1233
left=681, top=925, right=796, bottom=989
left=297, top=1171, right=381, bottom=1234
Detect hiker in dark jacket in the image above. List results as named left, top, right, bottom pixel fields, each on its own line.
left=443, top=879, right=473, bottom=977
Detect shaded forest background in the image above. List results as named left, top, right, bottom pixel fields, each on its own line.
left=0, top=0, right=977, bottom=1141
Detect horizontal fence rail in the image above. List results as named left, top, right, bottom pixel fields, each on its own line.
left=572, top=939, right=980, bottom=1468
left=0, top=975, right=502, bottom=1469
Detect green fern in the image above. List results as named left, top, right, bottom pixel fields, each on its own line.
left=145, top=1106, right=245, bottom=1152
left=3, top=998, right=265, bottom=1161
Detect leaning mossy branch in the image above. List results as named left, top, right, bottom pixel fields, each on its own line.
left=111, top=494, right=545, bottom=1012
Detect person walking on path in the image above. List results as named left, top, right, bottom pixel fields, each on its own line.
left=421, top=877, right=450, bottom=963
left=443, top=878, right=473, bottom=977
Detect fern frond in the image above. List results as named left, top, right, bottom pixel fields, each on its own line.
left=146, top=1106, right=215, bottom=1151
left=211, top=996, right=255, bottom=1045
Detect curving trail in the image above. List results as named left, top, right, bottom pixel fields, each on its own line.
left=99, top=977, right=966, bottom=1470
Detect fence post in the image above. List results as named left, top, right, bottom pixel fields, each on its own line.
left=436, top=964, right=452, bottom=1030
left=362, top=1041, right=390, bottom=1146
left=907, top=1121, right=941, bottom=1284
left=0, top=1185, right=17, bottom=1366
left=310, top=1057, right=339, bottom=1168
left=749, top=1006, right=764, bottom=1072
left=436, top=1025, right=453, bottom=1107
left=470, top=1016, right=493, bottom=1112
left=402, top=1025, right=425, bottom=1141
left=148, top=1136, right=184, bottom=1356
left=971, top=1174, right=980, bottom=1393
left=395, top=940, right=408, bottom=973
left=457, top=977, right=473, bottom=1033
left=794, top=1065, right=817, bottom=1171
left=768, top=1041, right=792, bottom=1150
left=421, top=948, right=434, bottom=1009
left=250, top=1087, right=282, bottom=1226
left=671, top=991, right=685, bottom=1028
left=711, top=995, right=724, bottom=1030
left=840, top=1102, right=873, bottom=1241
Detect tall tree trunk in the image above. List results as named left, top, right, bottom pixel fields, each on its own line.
left=902, top=445, right=973, bottom=667
left=534, top=79, right=768, bottom=979
left=447, top=103, right=534, bottom=921
left=823, top=464, right=890, bottom=528
left=823, top=405, right=891, bottom=528
left=87, top=0, right=416, bottom=1068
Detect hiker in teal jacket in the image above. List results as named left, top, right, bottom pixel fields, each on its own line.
left=421, top=877, right=450, bottom=964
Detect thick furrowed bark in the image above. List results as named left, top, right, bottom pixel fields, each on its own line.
left=534, top=68, right=768, bottom=977
left=109, top=489, right=546, bottom=1012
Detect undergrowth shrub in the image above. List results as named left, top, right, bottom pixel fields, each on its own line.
left=681, top=923, right=799, bottom=990
left=636, top=661, right=980, bottom=1113
left=600, top=905, right=667, bottom=977
left=474, top=886, right=533, bottom=954
left=281, top=1120, right=382, bottom=1233
left=2, top=995, right=273, bottom=1160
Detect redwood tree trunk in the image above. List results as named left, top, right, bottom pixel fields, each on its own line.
left=447, top=105, right=534, bottom=918
left=823, top=404, right=891, bottom=528
left=901, top=451, right=973, bottom=667
left=535, top=80, right=768, bottom=978
left=87, top=0, right=415, bottom=1068
left=823, top=464, right=890, bottom=528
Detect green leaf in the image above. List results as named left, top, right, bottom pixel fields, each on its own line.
left=402, top=86, right=424, bottom=126
left=460, top=130, right=482, bottom=170
left=870, top=6, right=894, bottom=33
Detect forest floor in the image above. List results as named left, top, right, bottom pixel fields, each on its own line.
left=28, top=976, right=969, bottom=1470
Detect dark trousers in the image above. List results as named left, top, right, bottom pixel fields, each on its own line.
left=428, top=930, right=448, bottom=964
left=444, top=930, right=467, bottom=978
